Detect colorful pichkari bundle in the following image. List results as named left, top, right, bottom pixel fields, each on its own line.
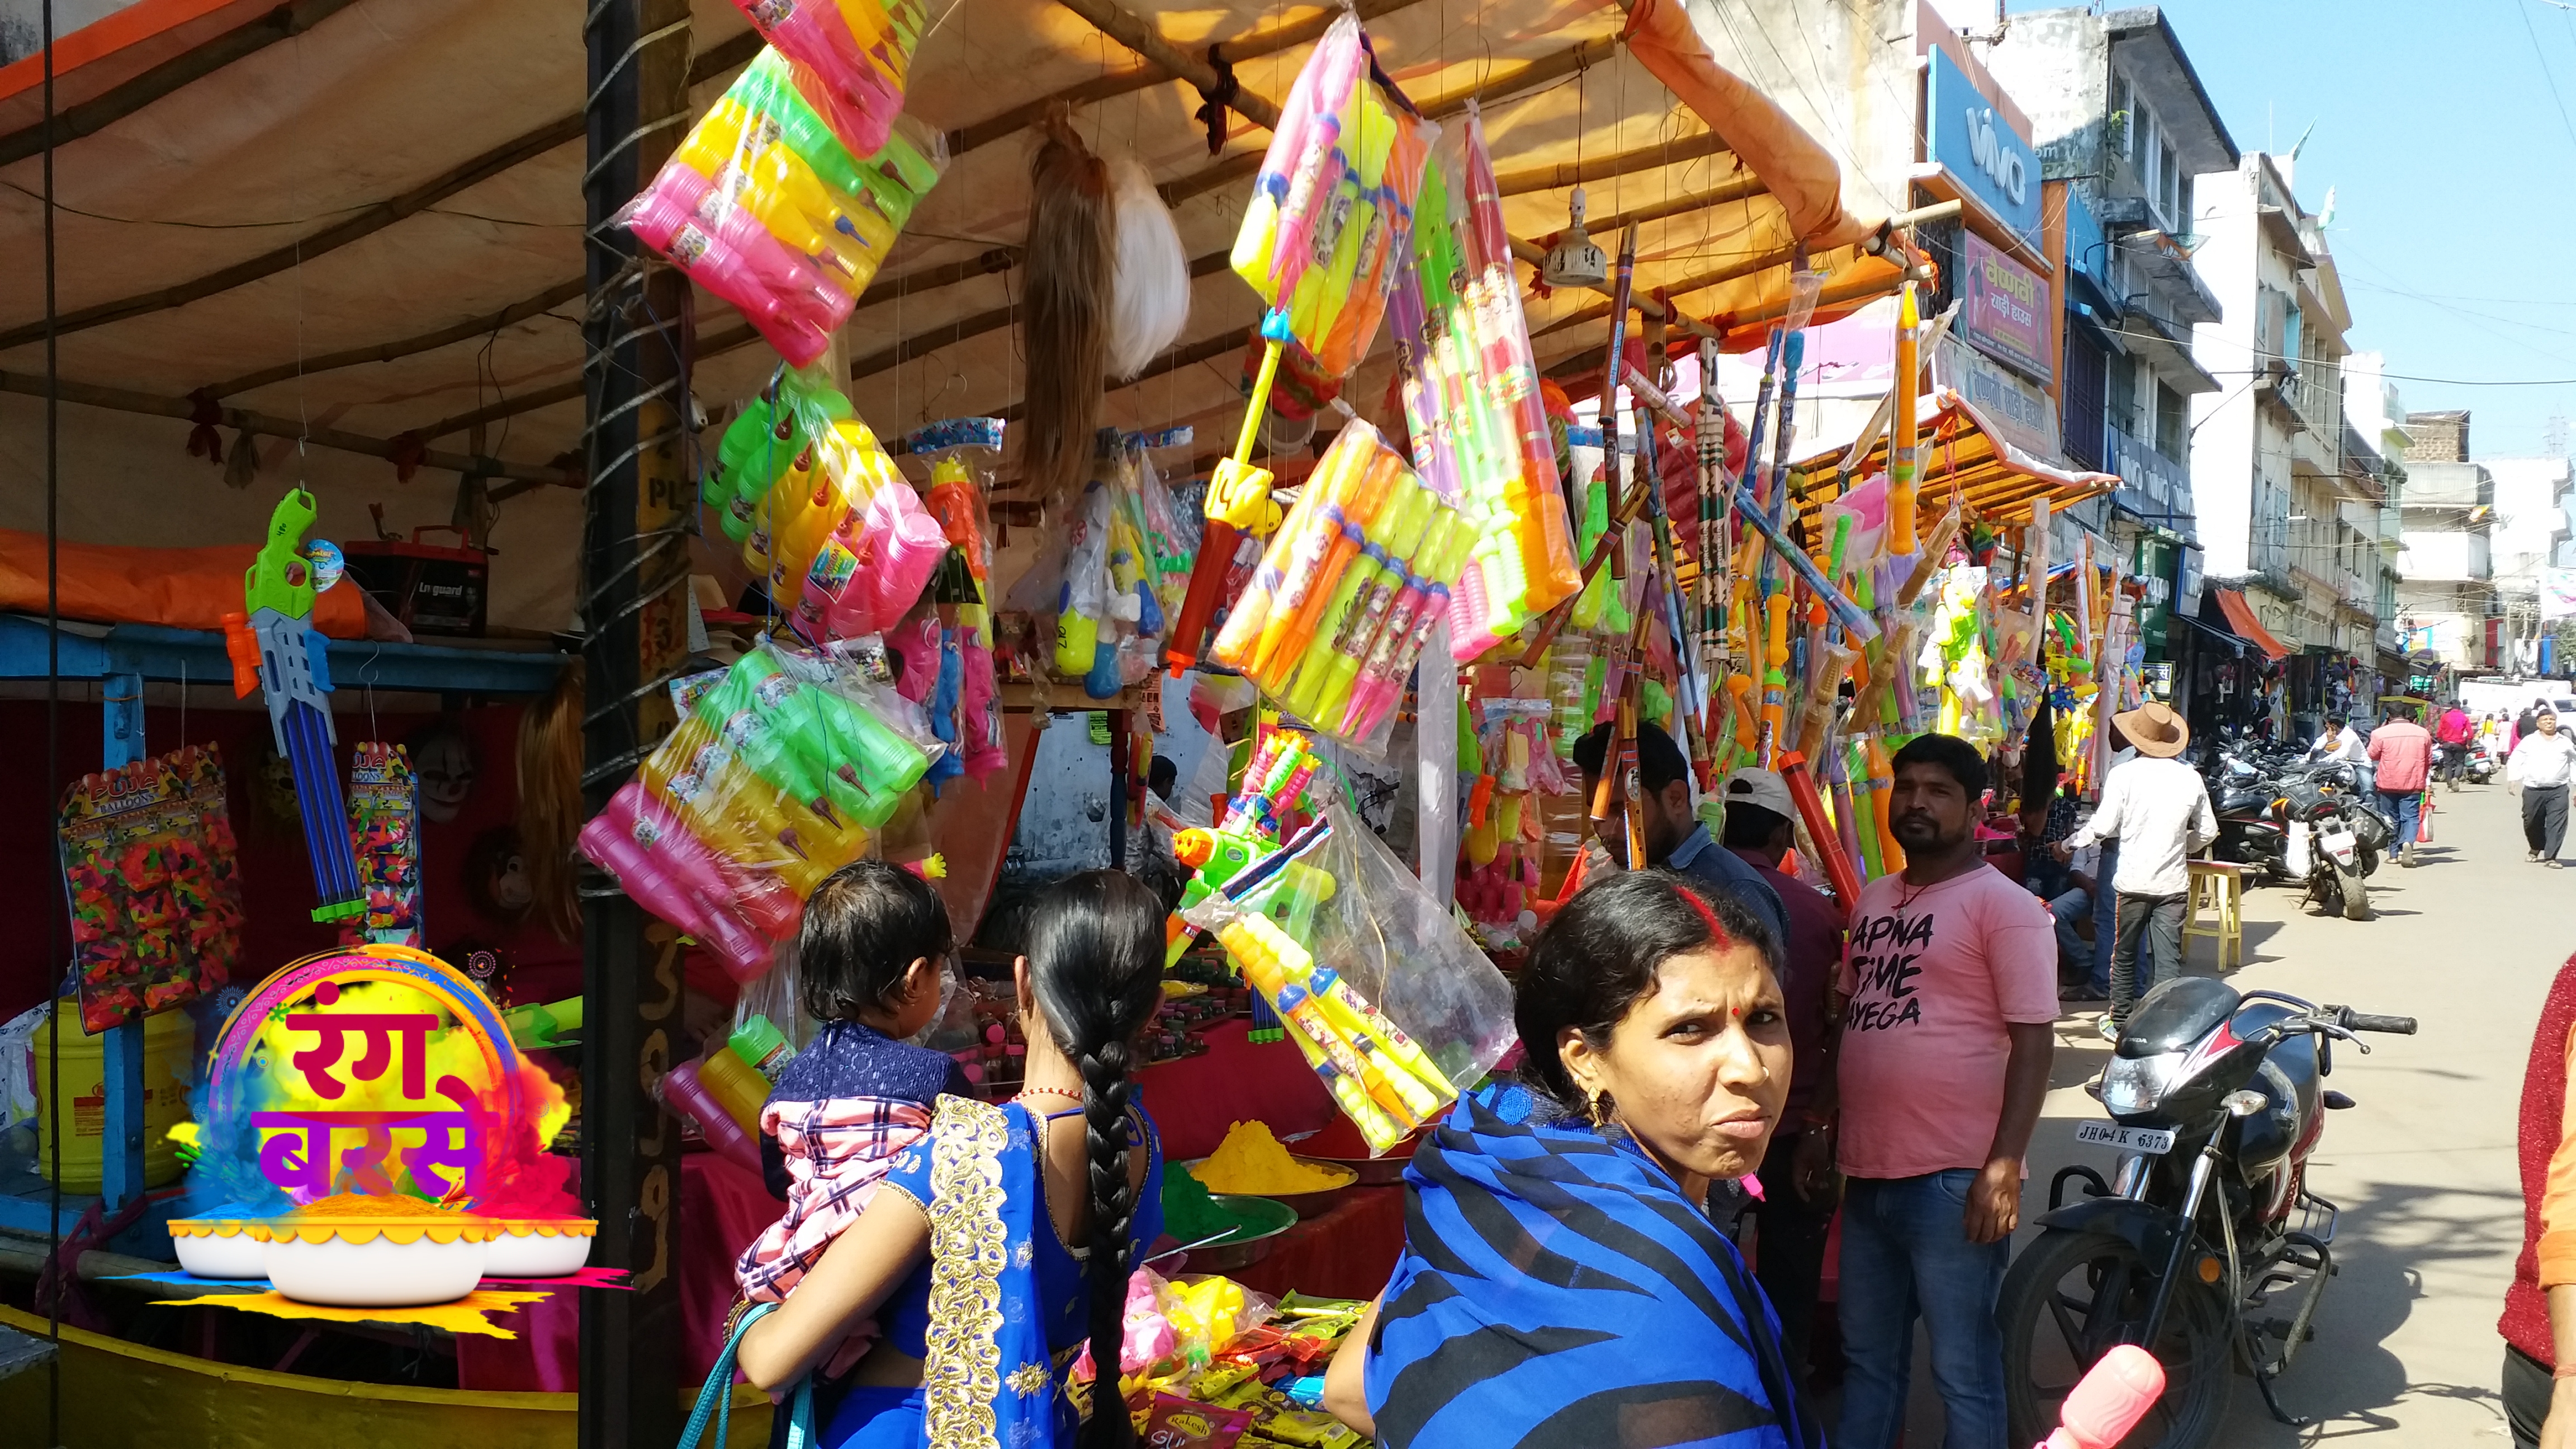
left=623, top=48, right=945, bottom=365
left=1390, top=103, right=1581, bottom=663
left=58, top=751, right=239, bottom=1031
left=727, top=0, right=924, bottom=160
left=339, top=743, right=423, bottom=949
left=1167, top=12, right=1433, bottom=674
left=706, top=367, right=951, bottom=640
left=1208, top=419, right=1471, bottom=754
left=579, top=636, right=940, bottom=982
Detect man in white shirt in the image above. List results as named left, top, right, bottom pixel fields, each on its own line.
left=2058, top=701, right=2216, bottom=1039
left=2509, top=709, right=2576, bottom=867
left=2315, top=713, right=2374, bottom=794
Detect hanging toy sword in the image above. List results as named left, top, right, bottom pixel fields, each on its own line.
left=225, top=487, right=367, bottom=924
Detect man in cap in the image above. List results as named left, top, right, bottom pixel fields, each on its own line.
left=2058, top=701, right=2215, bottom=1038
left=1719, top=766, right=1845, bottom=1388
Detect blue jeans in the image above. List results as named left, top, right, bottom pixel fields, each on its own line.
left=1836, top=1171, right=2012, bottom=1449
left=2047, top=888, right=2093, bottom=980
left=2090, top=841, right=2120, bottom=992
left=2379, top=787, right=2421, bottom=849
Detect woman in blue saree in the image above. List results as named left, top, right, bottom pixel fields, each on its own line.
left=738, top=869, right=1167, bottom=1449
left=1325, top=870, right=1824, bottom=1449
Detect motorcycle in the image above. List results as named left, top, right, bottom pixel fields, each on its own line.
left=2204, top=757, right=2385, bottom=901
left=1997, top=981, right=2417, bottom=1447
left=2281, top=769, right=2374, bottom=919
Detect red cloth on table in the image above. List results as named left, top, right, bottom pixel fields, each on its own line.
left=457, top=1149, right=780, bottom=1391
left=1227, top=1186, right=1407, bottom=1303
left=1133, top=1018, right=1337, bottom=1162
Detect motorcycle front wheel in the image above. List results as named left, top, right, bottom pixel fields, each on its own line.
left=1999, top=1227, right=2235, bottom=1448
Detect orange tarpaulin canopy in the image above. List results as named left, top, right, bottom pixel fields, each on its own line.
left=0, top=529, right=368, bottom=639
left=1790, top=388, right=2119, bottom=542
left=2212, top=588, right=2293, bottom=661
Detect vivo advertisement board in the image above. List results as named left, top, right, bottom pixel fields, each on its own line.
left=1926, top=45, right=2041, bottom=245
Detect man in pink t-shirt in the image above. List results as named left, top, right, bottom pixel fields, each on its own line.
left=1812, top=733, right=2058, bottom=1449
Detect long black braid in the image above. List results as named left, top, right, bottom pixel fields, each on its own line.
left=1022, top=869, right=1164, bottom=1447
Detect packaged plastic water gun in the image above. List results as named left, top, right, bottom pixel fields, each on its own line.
left=1188, top=880, right=1459, bottom=1153
left=902, top=417, right=1010, bottom=779
left=224, top=488, right=364, bottom=924
left=769, top=413, right=948, bottom=641
left=1055, top=452, right=1124, bottom=700
left=690, top=638, right=931, bottom=830
left=727, top=0, right=922, bottom=160
left=623, top=50, right=946, bottom=366
left=503, top=996, right=586, bottom=1051
left=580, top=782, right=790, bottom=982
left=1167, top=12, right=1431, bottom=675
left=1388, top=102, right=1580, bottom=662
left=1162, top=730, right=1324, bottom=962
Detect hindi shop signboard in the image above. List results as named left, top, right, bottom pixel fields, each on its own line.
left=1959, top=233, right=2053, bottom=385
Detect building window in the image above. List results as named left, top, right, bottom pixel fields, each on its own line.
left=2156, top=381, right=2186, bottom=460
left=2064, top=325, right=2106, bottom=472
left=2107, top=352, right=2139, bottom=437
left=2158, top=141, right=2181, bottom=229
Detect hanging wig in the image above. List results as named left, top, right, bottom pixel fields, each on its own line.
left=1106, top=151, right=1190, bottom=381
left=515, top=657, right=586, bottom=941
left=1020, top=108, right=1115, bottom=510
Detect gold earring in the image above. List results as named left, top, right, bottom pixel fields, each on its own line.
left=1587, top=1092, right=1614, bottom=1131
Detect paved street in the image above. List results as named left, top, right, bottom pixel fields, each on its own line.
left=2006, top=778, right=2553, bottom=1445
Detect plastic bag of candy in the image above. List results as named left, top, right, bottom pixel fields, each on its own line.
left=339, top=742, right=422, bottom=948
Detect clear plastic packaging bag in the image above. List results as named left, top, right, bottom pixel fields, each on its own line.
left=726, top=0, right=924, bottom=159
left=1208, top=419, right=1472, bottom=757
left=622, top=49, right=945, bottom=366
left=1181, top=774, right=1515, bottom=1152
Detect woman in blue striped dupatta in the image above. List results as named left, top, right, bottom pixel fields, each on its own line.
left=1324, top=870, right=1824, bottom=1449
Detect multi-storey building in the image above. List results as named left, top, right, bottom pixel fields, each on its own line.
left=2396, top=411, right=2497, bottom=673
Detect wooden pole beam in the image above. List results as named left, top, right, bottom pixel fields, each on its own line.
left=0, top=0, right=371, bottom=167
left=1049, top=0, right=1285, bottom=131
left=0, top=30, right=761, bottom=352
left=1493, top=130, right=1739, bottom=196
left=0, top=368, right=573, bottom=486
left=946, top=0, right=1420, bottom=157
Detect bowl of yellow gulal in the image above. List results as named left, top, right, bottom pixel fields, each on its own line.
left=1183, top=1120, right=1358, bottom=1220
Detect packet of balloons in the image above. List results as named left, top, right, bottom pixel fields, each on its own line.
left=727, top=0, right=924, bottom=159
left=339, top=742, right=422, bottom=948
left=1181, top=779, right=1514, bottom=1152
left=1209, top=419, right=1471, bottom=757
left=58, top=752, right=234, bottom=1031
left=621, top=47, right=946, bottom=366
left=579, top=634, right=940, bottom=982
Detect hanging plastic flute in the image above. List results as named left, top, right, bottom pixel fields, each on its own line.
left=1630, top=394, right=1706, bottom=751
left=223, top=490, right=365, bottom=924
left=1696, top=334, right=1731, bottom=684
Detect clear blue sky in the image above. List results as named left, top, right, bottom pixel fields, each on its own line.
left=2135, top=0, right=2576, bottom=458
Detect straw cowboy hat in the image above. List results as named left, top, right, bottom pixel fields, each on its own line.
left=2112, top=700, right=2191, bottom=758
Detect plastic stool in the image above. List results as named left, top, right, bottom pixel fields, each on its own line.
left=2182, top=860, right=2245, bottom=969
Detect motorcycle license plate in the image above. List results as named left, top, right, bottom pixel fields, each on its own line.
left=2321, top=829, right=2356, bottom=858
left=2075, top=1121, right=2175, bottom=1154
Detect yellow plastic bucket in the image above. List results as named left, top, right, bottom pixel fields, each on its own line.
left=32, top=999, right=195, bottom=1192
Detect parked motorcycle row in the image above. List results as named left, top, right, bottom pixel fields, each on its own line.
left=2196, top=737, right=2395, bottom=921
left=2000, top=729, right=2436, bottom=1446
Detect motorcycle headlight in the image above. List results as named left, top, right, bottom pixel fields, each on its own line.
left=2100, top=1050, right=2185, bottom=1117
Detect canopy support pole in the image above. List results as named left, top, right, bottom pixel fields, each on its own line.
left=578, top=0, right=692, bottom=1442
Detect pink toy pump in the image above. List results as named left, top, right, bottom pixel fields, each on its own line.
left=2043, top=1345, right=2165, bottom=1448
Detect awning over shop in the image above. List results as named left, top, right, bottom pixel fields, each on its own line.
left=2210, top=588, right=2292, bottom=661
left=0, top=0, right=1898, bottom=632
left=2176, top=612, right=2248, bottom=656
left=1790, top=388, right=2120, bottom=543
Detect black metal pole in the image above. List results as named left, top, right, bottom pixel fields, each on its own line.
left=579, top=0, right=692, bottom=1442
left=41, top=1, right=63, bottom=1442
